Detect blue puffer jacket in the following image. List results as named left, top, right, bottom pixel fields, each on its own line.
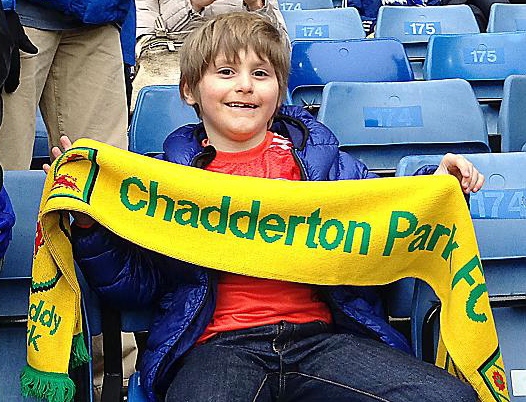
left=72, top=105, right=417, bottom=402
left=0, top=186, right=15, bottom=259
left=26, top=0, right=132, bottom=24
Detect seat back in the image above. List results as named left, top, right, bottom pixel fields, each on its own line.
left=283, top=8, right=364, bottom=42
left=424, top=32, right=526, bottom=101
left=375, top=5, right=479, bottom=60
left=1, top=171, right=45, bottom=279
left=394, top=152, right=526, bottom=320
left=500, top=75, right=526, bottom=152
left=128, top=85, right=199, bottom=156
left=487, top=3, right=526, bottom=33
left=397, top=152, right=526, bottom=219
left=317, top=79, right=490, bottom=172
left=278, top=0, right=333, bottom=11
left=0, top=171, right=94, bottom=401
left=411, top=227, right=526, bottom=401
left=401, top=153, right=526, bottom=395
left=375, top=5, right=479, bottom=79
left=289, top=38, right=413, bottom=108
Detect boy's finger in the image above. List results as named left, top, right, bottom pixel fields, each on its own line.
left=463, top=170, right=484, bottom=194
left=454, top=157, right=472, bottom=179
left=50, top=146, right=63, bottom=159
left=463, top=173, right=477, bottom=193
left=59, top=135, right=73, bottom=150
left=472, top=173, right=485, bottom=193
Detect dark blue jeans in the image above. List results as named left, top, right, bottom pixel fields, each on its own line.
left=165, top=321, right=477, bottom=402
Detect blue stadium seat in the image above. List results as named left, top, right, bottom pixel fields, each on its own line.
left=424, top=31, right=526, bottom=136
left=33, top=108, right=50, bottom=167
left=282, top=8, right=364, bottom=42
left=289, top=38, right=413, bottom=109
left=397, top=152, right=526, bottom=219
left=375, top=5, right=479, bottom=79
left=317, top=79, right=490, bottom=173
left=1, top=171, right=45, bottom=278
left=397, top=153, right=526, bottom=382
left=121, top=309, right=153, bottom=402
left=128, top=85, right=199, bottom=156
left=0, top=171, right=93, bottom=401
left=278, top=0, right=333, bottom=11
left=412, top=217, right=526, bottom=400
left=487, top=3, right=526, bottom=33
left=500, top=75, right=526, bottom=152
left=424, top=32, right=526, bottom=101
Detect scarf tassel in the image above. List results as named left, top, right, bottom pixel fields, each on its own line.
left=20, top=333, right=90, bottom=402
left=20, top=365, right=76, bottom=402
left=70, top=332, right=91, bottom=368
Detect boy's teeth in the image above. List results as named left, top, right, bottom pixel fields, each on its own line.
left=227, top=102, right=256, bottom=108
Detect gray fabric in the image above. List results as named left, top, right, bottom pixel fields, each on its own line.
left=17, top=0, right=84, bottom=30
left=136, top=0, right=286, bottom=39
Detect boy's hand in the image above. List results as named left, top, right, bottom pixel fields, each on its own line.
left=434, top=153, right=484, bottom=194
left=42, top=135, right=95, bottom=227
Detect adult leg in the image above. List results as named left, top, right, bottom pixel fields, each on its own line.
left=285, top=333, right=477, bottom=402
left=40, top=24, right=128, bottom=151
left=0, top=27, right=59, bottom=170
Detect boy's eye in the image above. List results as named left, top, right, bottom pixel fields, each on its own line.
left=217, top=68, right=234, bottom=76
left=253, top=70, right=269, bottom=77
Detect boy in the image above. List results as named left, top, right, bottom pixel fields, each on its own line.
left=52, top=12, right=483, bottom=402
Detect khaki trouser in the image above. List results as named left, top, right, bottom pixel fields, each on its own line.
left=92, top=333, right=138, bottom=402
left=131, top=45, right=181, bottom=112
left=0, top=25, right=128, bottom=170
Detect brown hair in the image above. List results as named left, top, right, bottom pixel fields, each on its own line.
left=179, top=12, right=290, bottom=115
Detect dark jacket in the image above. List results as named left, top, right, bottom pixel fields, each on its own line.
left=73, top=105, right=420, bottom=402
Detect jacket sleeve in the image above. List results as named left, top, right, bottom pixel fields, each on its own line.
left=334, top=150, right=380, bottom=180
left=72, top=223, right=176, bottom=309
left=136, top=0, right=160, bottom=37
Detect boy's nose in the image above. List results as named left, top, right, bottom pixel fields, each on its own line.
left=235, top=73, right=254, bottom=93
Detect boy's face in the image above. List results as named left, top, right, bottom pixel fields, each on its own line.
left=183, top=49, right=280, bottom=152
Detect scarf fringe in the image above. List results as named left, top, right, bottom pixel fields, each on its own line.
left=70, top=332, right=91, bottom=368
left=20, top=365, right=75, bottom=402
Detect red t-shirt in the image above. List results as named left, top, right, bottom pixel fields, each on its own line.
left=197, top=131, right=332, bottom=344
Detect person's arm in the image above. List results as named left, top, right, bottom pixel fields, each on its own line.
left=160, top=0, right=288, bottom=41
left=43, top=136, right=173, bottom=309
left=135, top=0, right=161, bottom=37
left=72, top=223, right=172, bottom=309
left=158, top=0, right=206, bottom=36
left=248, top=0, right=289, bottom=45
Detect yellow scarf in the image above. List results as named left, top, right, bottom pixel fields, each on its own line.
left=22, top=139, right=509, bottom=401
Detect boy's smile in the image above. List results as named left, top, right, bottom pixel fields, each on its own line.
left=183, top=49, right=280, bottom=152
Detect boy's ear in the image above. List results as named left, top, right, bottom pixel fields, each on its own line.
left=182, top=82, right=198, bottom=106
